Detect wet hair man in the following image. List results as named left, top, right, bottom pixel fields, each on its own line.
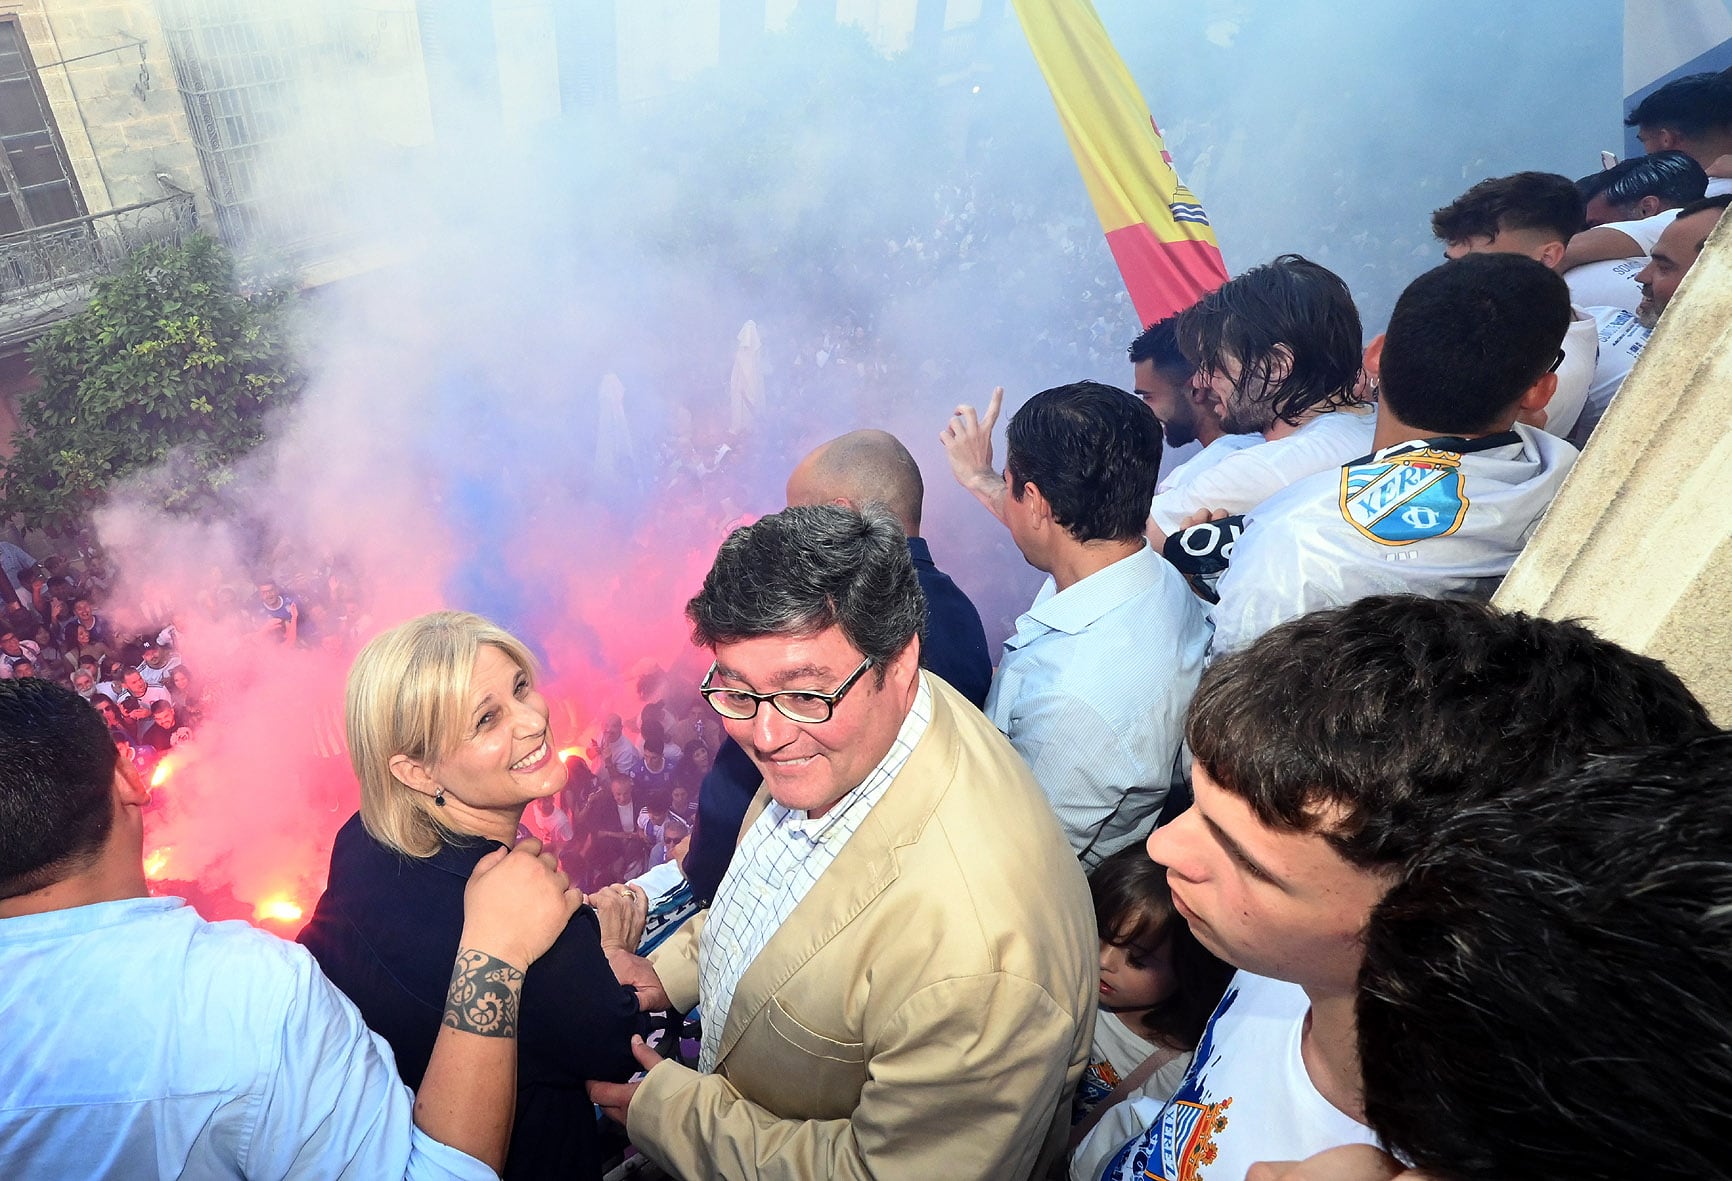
left=1209, top=253, right=1576, bottom=655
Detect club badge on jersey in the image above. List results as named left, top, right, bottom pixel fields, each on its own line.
left=1338, top=440, right=1478, bottom=546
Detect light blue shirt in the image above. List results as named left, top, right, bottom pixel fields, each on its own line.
left=0, top=896, right=494, bottom=1180
left=987, top=546, right=1210, bottom=868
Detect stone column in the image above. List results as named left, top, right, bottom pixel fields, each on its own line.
left=1495, top=213, right=1732, bottom=724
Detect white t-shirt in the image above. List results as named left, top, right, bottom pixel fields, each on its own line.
left=1707, top=177, right=1732, bottom=198
left=1210, top=425, right=1577, bottom=656
left=523, top=801, right=575, bottom=845
left=1564, top=208, right=1679, bottom=313
left=1075, top=1010, right=1191, bottom=1119
left=1154, top=433, right=1263, bottom=496
left=1568, top=306, right=1650, bottom=447
left=1148, top=407, right=1376, bottom=533
left=1084, top=972, right=1375, bottom=1181
left=1542, top=310, right=1598, bottom=440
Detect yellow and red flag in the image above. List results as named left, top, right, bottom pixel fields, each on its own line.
left=1012, top=0, right=1228, bottom=325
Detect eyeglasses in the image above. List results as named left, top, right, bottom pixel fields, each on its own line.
left=1548, top=348, right=1566, bottom=373
left=700, top=656, right=873, bottom=724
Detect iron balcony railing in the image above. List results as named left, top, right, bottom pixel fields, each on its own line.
left=0, top=191, right=199, bottom=348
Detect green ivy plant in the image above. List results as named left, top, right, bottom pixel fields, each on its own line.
left=0, top=234, right=304, bottom=536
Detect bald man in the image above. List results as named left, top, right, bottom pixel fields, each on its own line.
left=680, top=431, right=993, bottom=907
left=786, top=430, right=992, bottom=707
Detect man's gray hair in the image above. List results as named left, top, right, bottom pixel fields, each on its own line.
left=687, top=505, right=926, bottom=680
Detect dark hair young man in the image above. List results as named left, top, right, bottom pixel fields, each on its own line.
left=1433, top=171, right=1585, bottom=262
left=1082, top=595, right=1713, bottom=1181
left=995, top=382, right=1210, bottom=866
left=1626, top=69, right=1732, bottom=174
left=1565, top=150, right=1709, bottom=314
left=1209, top=253, right=1575, bottom=655
left=1431, top=171, right=1595, bottom=437
left=1130, top=317, right=1259, bottom=506
left=1576, top=149, right=1708, bottom=225
left=1357, top=733, right=1732, bottom=1181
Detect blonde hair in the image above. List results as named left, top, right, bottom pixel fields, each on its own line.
left=346, top=610, right=538, bottom=858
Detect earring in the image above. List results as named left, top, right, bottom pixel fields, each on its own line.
left=434, top=786, right=446, bottom=808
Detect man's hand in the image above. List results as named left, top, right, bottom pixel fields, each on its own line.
left=460, top=838, right=583, bottom=971
left=587, top=1035, right=664, bottom=1127
left=1245, top=1145, right=1414, bottom=1181
left=1177, top=507, right=1229, bottom=530
left=1151, top=506, right=1227, bottom=553
left=940, top=386, right=1009, bottom=523
left=604, top=946, right=672, bottom=1012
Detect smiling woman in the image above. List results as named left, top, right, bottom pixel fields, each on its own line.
left=298, top=611, right=642, bottom=1181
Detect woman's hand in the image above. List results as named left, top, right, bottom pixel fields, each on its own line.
left=591, top=881, right=648, bottom=952
left=459, top=838, right=583, bottom=971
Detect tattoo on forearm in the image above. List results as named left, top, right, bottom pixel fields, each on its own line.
left=442, top=949, right=525, bottom=1038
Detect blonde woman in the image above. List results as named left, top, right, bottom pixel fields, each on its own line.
left=299, top=611, right=642, bottom=1180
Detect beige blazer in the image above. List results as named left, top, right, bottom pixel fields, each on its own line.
left=631, top=673, right=1097, bottom=1180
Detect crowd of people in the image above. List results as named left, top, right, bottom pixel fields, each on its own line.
left=0, top=539, right=375, bottom=769
left=3, top=64, right=1732, bottom=1181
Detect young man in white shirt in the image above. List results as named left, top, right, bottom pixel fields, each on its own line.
left=1562, top=150, right=1707, bottom=311
left=1082, top=595, right=1713, bottom=1181
left=1209, top=252, right=1576, bottom=656
left=939, top=261, right=1372, bottom=550
left=1128, top=317, right=1258, bottom=500
left=1431, top=171, right=1595, bottom=439
left=1625, top=69, right=1732, bottom=198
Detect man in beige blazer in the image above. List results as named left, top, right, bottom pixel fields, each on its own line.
left=589, top=504, right=1096, bottom=1180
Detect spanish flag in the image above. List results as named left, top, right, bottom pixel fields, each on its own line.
left=1012, top=0, right=1228, bottom=325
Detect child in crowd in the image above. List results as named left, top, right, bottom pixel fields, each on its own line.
left=1070, top=843, right=1234, bottom=1160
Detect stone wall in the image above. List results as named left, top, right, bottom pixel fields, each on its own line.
left=1496, top=213, right=1732, bottom=724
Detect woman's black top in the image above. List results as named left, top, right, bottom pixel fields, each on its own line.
left=300, top=812, right=640, bottom=1180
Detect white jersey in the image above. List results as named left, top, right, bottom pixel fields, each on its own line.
left=1210, top=425, right=1577, bottom=655
left=1708, top=177, right=1732, bottom=198
left=1565, top=208, right=1679, bottom=312
left=1086, top=972, right=1375, bottom=1181
left=1154, top=433, right=1262, bottom=496
left=1542, top=310, right=1597, bottom=440
left=1569, top=306, right=1650, bottom=447
left=1148, top=407, right=1376, bottom=533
